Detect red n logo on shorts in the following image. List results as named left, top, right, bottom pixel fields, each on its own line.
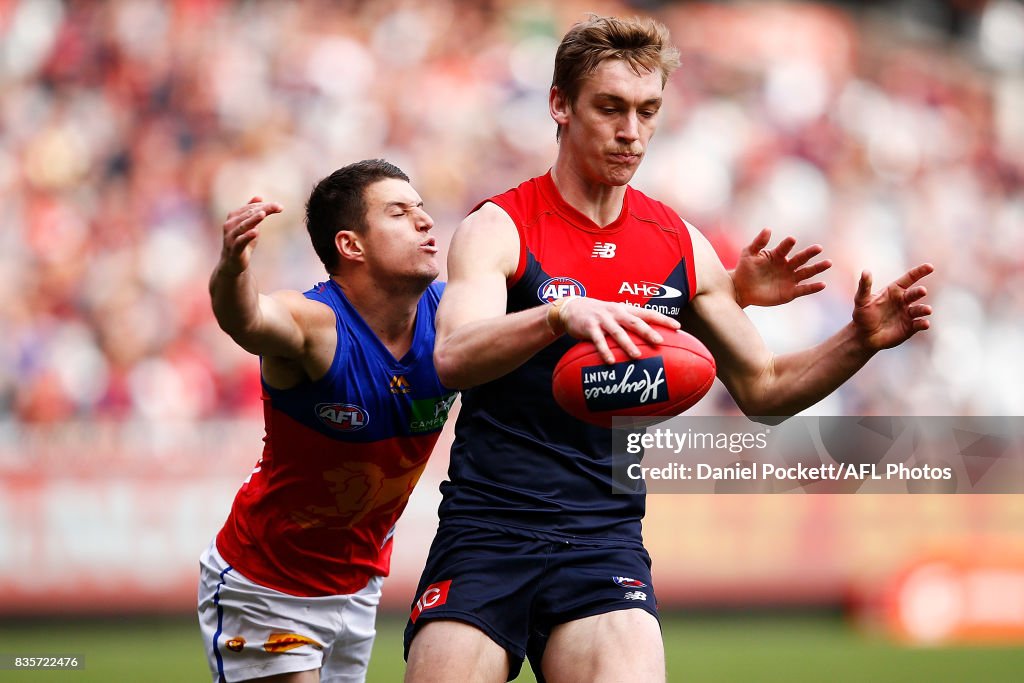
left=410, top=580, right=452, bottom=623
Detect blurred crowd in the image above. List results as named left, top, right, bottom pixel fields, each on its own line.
left=2, top=0, right=1022, bottom=424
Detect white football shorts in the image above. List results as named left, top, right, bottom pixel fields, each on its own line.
left=197, top=540, right=382, bottom=683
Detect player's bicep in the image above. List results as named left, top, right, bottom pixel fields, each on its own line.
left=682, top=228, right=774, bottom=413
left=435, top=273, right=509, bottom=342
left=435, top=204, right=519, bottom=341
left=235, top=290, right=321, bottom=359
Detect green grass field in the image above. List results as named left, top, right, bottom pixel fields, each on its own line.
left=1, top=613, right=1022, bottom=682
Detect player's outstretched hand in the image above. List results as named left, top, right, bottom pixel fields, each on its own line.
left=851, top=264, right=934, bottom=351
left=218, top=196, right=284, bottom=276
left=556, top=297, right=680, bottom=364
left=732, top=228, right=832, bottom=308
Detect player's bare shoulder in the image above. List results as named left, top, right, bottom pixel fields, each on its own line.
left=268, top=289, right=334, bottom=323
left=451, top=201, right=520, bottom=279
left=683, top=221, right=732, bottom=298
left=262, top=289, right=338, bottom=386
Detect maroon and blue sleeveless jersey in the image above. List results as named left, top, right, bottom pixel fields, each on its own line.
left=217, top=279, right=455, bottom=596
left=438, top=172, right=697, bottom=542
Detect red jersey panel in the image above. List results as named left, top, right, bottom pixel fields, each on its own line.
left=499, top=171, right=696, bottom=314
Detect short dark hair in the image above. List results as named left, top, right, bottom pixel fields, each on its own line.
left=552, top=15, right=680, bottom=141
left=305, top=159, right=410, bottom=273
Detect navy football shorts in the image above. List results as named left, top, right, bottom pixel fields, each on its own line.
left=403, top=521, right=659, bottom=680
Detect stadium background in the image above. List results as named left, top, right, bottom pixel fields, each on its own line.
left=1, top=0, right=1023, bottom=680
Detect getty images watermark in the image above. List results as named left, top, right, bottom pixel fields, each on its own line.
left=610, top=416, right=1024, bottom=494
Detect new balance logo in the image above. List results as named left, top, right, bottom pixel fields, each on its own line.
left=592, top=242, right=617, bottom=258
left=390, top=375, right=411, bottom=394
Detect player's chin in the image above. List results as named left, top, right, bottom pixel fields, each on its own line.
left=411, top=266, right=440, bottom=288
left=603, top=164, right=640, bottom=186
left=415, top=251, right=440, bottom=275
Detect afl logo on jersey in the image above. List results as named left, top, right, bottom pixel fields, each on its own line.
left=537, top=277, right=586, bottom=303
left=316, top=403, right=369, bottom=432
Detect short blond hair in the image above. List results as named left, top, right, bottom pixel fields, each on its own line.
left=552, top=15, right=680, bottom=139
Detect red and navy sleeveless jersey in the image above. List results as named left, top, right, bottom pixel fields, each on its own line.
left=439, top=171, right=696, bottom=542
left=217, top=280, right=455, bottom=596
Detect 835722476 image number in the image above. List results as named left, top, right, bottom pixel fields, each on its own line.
left=0, top=655, right=83, bottom=669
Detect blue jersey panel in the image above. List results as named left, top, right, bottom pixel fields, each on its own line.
left=263, top=280, right=454, bottom=443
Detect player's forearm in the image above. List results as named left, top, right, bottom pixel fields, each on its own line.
left=739, top=322, right=875, bottom=418
left=434, top=305, right=559, bottom=389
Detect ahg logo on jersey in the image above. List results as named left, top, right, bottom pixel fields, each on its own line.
left=537, top=277, right=586, bottom=303
left=581, top=357, right=668, bottom=412
left=315, top=403, right=369, bottom=431
left=619, top=281, right=683, bottom=300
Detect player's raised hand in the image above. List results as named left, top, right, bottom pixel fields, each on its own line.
left=554, top=297, right=680, bottom=364
left=851, top=264, right=934, bottom=351
left=731, top=228, right=832, bottom=308
left=219, top=196, right=284, bottom=276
